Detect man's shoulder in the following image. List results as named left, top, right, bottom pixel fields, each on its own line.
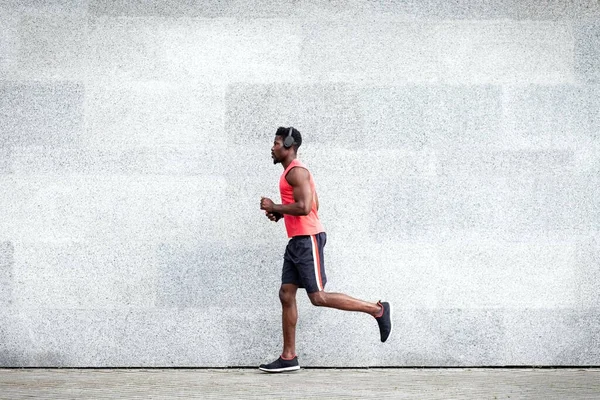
left=286, top=165, right=310, bottom=181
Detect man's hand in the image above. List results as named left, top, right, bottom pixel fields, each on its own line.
left=265, top=211, right=283, bottom=222
left=260, top=197, right=275, bottom=213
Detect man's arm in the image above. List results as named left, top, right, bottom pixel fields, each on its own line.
left=260, top=167, right=313, bottom=216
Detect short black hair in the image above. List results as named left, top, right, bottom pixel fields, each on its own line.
left=275, top=126, right=302, bottom=149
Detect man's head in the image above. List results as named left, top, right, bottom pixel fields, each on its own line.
left=271, top=126, right=302, bottom=165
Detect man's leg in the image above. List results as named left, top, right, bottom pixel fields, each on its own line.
left=280, top=283, right=298, bottom=359
left=259, top=283, right=301, bottom=373
left=258, top=242, right=303, bottom=373
left=296, top=233, right=392, bottom=342
left=307, top=290, right=392, bottom=342
left=307, top=291, right=381, bottom=316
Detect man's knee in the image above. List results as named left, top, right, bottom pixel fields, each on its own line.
left=279, top=286, right=296, bottom=305
left=308, top=291, right=327, bottom=307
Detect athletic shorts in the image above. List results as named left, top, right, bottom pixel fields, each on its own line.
left=282, top=232, right=327, bottom=293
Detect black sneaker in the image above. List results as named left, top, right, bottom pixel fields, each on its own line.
left=259, top=356, right=300, bottom=373
left=375, top=301, right=392, bottom=342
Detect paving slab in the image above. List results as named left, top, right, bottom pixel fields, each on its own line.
left=0, top=368, right=598, bottom=399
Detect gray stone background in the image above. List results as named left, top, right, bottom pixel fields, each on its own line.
left=0, top=0, right=599, bottom=367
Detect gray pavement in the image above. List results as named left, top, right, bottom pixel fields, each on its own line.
left=1, top=368, right=599, bottom=399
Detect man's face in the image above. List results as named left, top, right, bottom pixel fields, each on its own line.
left=271, top=136, right=286, bottom=164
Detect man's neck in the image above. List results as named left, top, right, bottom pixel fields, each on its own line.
left=281, top=155, right=297, bottom=170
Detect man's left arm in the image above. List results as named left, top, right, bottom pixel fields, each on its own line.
left=260, top=168, right=313, bottom=216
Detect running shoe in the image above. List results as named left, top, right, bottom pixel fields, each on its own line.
left=375, top=301, right=393, bottom=342
left=259, top=356, right=300, bottom=373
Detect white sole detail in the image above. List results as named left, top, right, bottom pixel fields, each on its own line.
left=258, top=365, right=300, bottom=373
left=387, top=302, right=393, bottom=342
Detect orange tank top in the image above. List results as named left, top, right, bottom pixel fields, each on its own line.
left=279, top=159, right=325, bottom=238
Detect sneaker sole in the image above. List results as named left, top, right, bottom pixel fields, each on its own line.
left=386, top=302, right=393, bottom=342
left=258, top=365, right=300, bottom=373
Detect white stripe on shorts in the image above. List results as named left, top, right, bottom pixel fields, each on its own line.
left=310, top=235, right=323, bottom=291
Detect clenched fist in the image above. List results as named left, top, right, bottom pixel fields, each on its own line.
left=260, top=197, right=275, bottom=213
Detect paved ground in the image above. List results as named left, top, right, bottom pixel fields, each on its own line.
left=0, top=368, right=599, bottom=399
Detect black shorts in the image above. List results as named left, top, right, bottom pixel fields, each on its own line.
left=282, top=232, right=327, bottom=293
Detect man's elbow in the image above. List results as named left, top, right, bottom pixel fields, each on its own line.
left=304, top=201, right=314, bottom=215
left=298, top=202, right=311, bottom=216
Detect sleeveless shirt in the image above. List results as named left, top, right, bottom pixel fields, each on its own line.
left=279, top=159, right=325, bottom=238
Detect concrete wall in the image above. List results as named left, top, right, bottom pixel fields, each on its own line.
left=1, top=1, right=599, bottom=367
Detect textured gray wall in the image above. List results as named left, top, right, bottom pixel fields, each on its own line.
left=1, top=1, right=599, bottom=367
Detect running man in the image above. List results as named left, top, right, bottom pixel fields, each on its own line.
left=258, top=126, right=392, bottom=373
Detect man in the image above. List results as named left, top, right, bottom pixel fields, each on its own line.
left=258, top=126, right=392, bottom=373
